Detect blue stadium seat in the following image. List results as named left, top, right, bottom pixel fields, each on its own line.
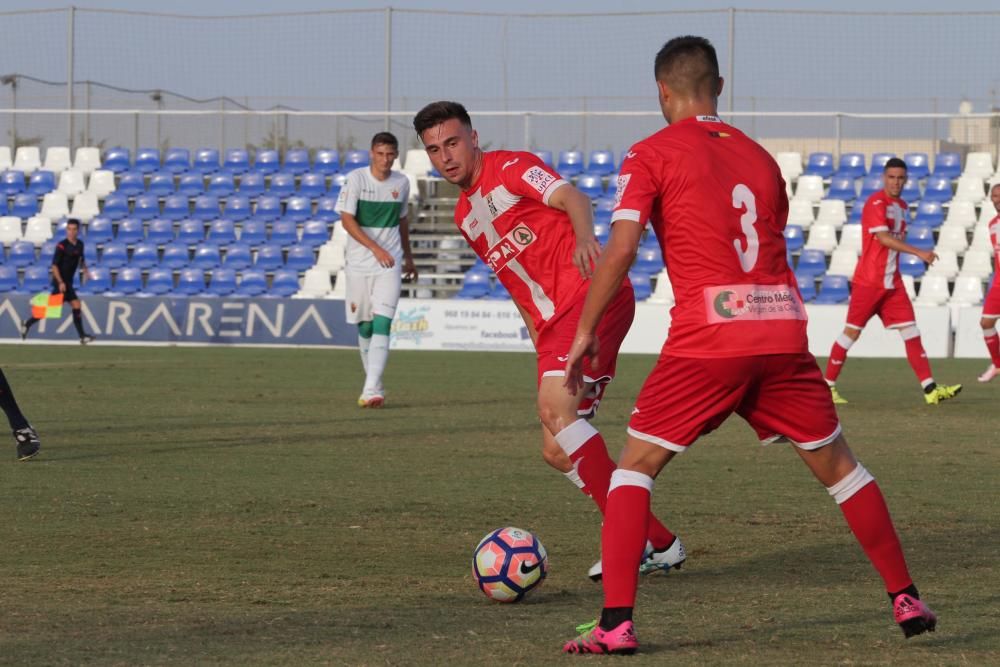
left=161, top=242, right=190, bottom=269
left=79, top=266, right=111, bottom=294
left=576, top=174, right=604, bottom=199
left=223, top=194, right=251, bottom=222
left=85, top=216, right=114, bottom=244
left=207, top=218, right=236, bottom=245
left=148, top=171, right=175, bottom=196
left=130, top=242, right=159, bottom=269
left=39, top=240, right=56, bottom=263
left=22, top=265, right=50, bottom=293
left=175, top=268, right=206, bottom=296
left=284, top=195, right=312, bottom=223
left=814, top=274, right=851, bottom=304
left=102, top=147, right=131, bottom=174
left=162, top=194, right=190, bottom=221
left=913, top=200, right=944, bottom=228
left=486, top=280, right=511, bottom=300
left=143, top=268, right=174, bottom=295
left=11, top=194, right=38, bottom=219
left=223, top=242, right=253, bottom=270
left=238, top=220, right=267, bottom=246
left=192, top=148, right=220, bottom=175
left=284, top=244, right=314, bottom=271
left=633, top=247, right=664, bottom=274
left=533, top=150, right=553, bottom=167
left=223, top=149, right=250, bottom=175
left=113, top=266, right=143, bottom=295
left=0, top=265, right=18, bottom=292
left=901, top=176, right=921, bottom=203
left=255, top=243, right=284, bottom=270
left=252, top=195, right=282, bottom=222
left=298, top=172, right=327, bottom=199
left=116, top=217, right=144, bottom=244
left=836, top=153, right=866, bottom=180
left=587, top=150, right=616, bottom=176
left=313, top=149, right=341, bottom=175
left=826, top=175, right=857, bottom=201
left=284, top=148, right=311, bottom=175
left=299, top=220, right=329, bottom=247
left=343, top=150, right=369, bottom=171
left=869, top=152, right=894, bottom=175
left=27, top=170, right=56, bottom=196
left=784, top=224, right=805, bottom=252
left=116, top=171, right=146, bottom=197
left=904, top=152, right=930, bottom=180
left=455, top=270, right=490, bottom=299
left=921, top=175, right=952, bottom=202
left=859, top=175, right=883, bottom=201
left=84, top=241, right=98, bottom=266
left=253, top=149, right=280, bottom=175
left=207, top=173, right=235, bottom=197
left=794, top=248, right=827, bottom=278
left=177, top=219, right=205, bottom=245
left=593, top=221, right=609, bottom=245
left=628, top=271, right=652, bottom=301
left=234, top=268, right=267, bottom=297
left=192, top=195, right=221, bottom=221
left=907, top=225, right=935, bottom=251
left=205, top=267, right=237, bottom=296
left=899, top=253, right=925, bottom=277
left=147, top=218, right=174, bottom=245
left=268, top=172, right=296, bottom=198
left=557, top=150, right=584, bottom=178
left=796, top=275, right=816, bottom=302
left=101, top=193, right=130, bottom=220
left=269, top=220, right=298, bottom=246
left=315, top=196, right=339, bottom=222
left=0, top=194, right=8, bottom=215
left=134, top=147, right=161, bottom=174
left=192, top=242, right=222, bottom=269
left=99, top=241, right=128, bottom=269
left=238, top=171, right=265, bottom=197
left=329, top=173, right=347, bottom=200
left=164, top=148, right=190, bottom=174
left=932, top=152, right=961, bottom=179
left=268, top=269, right=300, bottom=297
left=0, top=170, right=24, bottom=195
left=803, top=152, right=834, bottom=178
left=177, top=173, right=205, bottom=197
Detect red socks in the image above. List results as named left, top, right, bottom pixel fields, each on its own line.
left=601, top=470, right=653, bottom=608
left=825, top=333, right=854, bottom=384
left=984, top=328, right=1000, bottom=367
left=901, top=328, right=933, bottom=386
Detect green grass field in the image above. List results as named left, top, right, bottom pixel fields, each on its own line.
left=1, top=345, right=998, bottom=666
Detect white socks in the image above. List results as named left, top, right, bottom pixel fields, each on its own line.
left=363, top=334, right=390, bottom=396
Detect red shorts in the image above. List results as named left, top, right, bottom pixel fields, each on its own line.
left=536, top=284, right=635, bottom=418
left=983, top=282, right=1000, bottom=319
left=628, top=353, right=841, bottom=451
left=846, top=284, right=916, bottom=330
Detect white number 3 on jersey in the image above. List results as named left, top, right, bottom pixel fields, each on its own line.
left=732, top=183, right=759, bottom=272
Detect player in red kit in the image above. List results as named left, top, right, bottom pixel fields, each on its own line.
left=413, top=101, right=685, bottom=580
left=824, top=158, right=961, bottom=405
left=976, top=183, right=1000, bottom=382
left=560, top=36, right=935, bottom=655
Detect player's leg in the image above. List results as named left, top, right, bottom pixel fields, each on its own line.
left=68, top=295, right=92, bottom=343
left=360, top=268, right=401, bottom=405
left=825, top=285, right=880, bottom=403
left=977, top=291, right=1000, bottom=381
left=0, top=368, right=40, bottom=460
left=881, top=291, right=959, bottom=403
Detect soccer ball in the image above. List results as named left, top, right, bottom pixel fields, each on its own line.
left=472, top=527, right=548, bottom=602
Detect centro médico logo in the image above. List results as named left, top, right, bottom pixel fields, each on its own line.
left=712, top=290, right=747, bottom=319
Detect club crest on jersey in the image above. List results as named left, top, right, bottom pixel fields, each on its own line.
left=485, top=222, right=536, bottom=272
left=705, top=284, right=806, bottom=323
left=391, top=189, right=399, bottom=199
left=486, top=192, right=498, bottom=217
left=614, top=174, right=631, bottom=207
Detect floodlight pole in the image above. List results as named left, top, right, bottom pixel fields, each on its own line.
left=727, top=7, right=735, bottom=116
left=67, top=5, right=76, bottom=150
left=384, top=7, right=392, bottom=132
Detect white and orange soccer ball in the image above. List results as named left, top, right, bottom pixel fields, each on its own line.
left=472, top=527, right=548, bottom=602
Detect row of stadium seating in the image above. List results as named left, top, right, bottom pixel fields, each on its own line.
left=784, top=219, right=995, bottom=257
left=778, top=151, right=999, bottom=182
left=789, top=173, right=997, bottom=207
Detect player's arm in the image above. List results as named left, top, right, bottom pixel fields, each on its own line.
left=513, top=299, right=539, bottom=347
left=874, top=231, right=937, bottom=265
left=547, top=183, right=601, bottom=279
left=78, top=247, right=89, bottom=284
left=398, top=179, right=417, bottom=280
left=50, top=248, right=66, bottom=293
left=563, top=219, right=643, bottom=393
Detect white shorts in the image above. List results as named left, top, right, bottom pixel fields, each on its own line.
left=344, top=267, right=402, bottom=324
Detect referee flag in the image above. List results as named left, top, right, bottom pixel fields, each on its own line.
left=31, top=292, right=64, bottom=319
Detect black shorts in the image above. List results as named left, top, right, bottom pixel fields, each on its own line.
left=52, top=281, right=78, bottom=302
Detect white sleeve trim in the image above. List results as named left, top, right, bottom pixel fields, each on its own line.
left=541, top=178, right=569, bottom=205
left=868, top=225, right=889, bottom=233
left=612, top=208, right=642, bottom=223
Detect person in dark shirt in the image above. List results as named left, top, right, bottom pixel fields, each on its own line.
left=21, top=218, right=95, bottom=344
left=0, top=367, right=40, bottom=460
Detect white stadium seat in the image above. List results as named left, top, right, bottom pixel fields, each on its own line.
left=69, top=192, right=99, bottom=222
left=959, top=249, right=993, bottom=279
left=776, top=152, right=803, bottom=183
left=804, top=223, right=838, bottom=253
left=816, top=199, right=847, bottom=228
left=57, top=169, right=86, bottom=198
left=901, top=274, right=917, bottom=300
left=827, top=248, right=858, bottom=279
left=838, top=224, right=862, bottom=255
left=978, top=202, right=997, bottom=226
left=42, top=146, right=72, bottom=173
left=0, top=146, right=11, bottom=171
left=787, top=199, right=814, bottom=229
left=22, top=215, right=52, bottom=246
left=926, top=250, right=959, bottom=278
left=953, top=176, right=985, bottom=204
left=915, top=274, right=950, bottom=306
left=950, top=275, right=984, bottom=306
left=403, top=149, right=434, bottom=178
left=73, top=147, right=101, bottom=175
left=647, top=269, right=674, bottom=305
left=40, top=191, right=69, bottom=220
left=793, top=175, right=824, bottom=203
left=935, top=225, right=969, bottom=255
left=315, top=241, right=345, bottom=275
left=86, top=170, right=116, bottom=198
left=330, top=271, right=347, bottom=298
left=295, top=267, right=332, bottom=298
left=963, top=152, right=994, bottom=180
left=0, top=216, right=22, bottom=244
left=13, top=146, right=41, bottom=174
left=945, top=200, right=977, bottom=229
left=970, top=225, right=993, bottom=253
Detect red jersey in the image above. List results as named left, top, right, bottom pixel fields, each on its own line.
left=854, top=191, right=908, bottom=290
left=613, top=115, right=807, bottom=358
left=990, top=215, right=1000, bottom=273
left=454, top=150, right=587, bottom=332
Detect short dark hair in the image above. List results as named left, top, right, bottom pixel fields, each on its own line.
left=884, top=157, right=907, bottom=172
left=371, top=131, right=398, bottom=150
left=66, top=218, right=80, bottom=227
left=654, top=36, right=720, bottom=97
left=413, top=101, right=472, bottom=137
